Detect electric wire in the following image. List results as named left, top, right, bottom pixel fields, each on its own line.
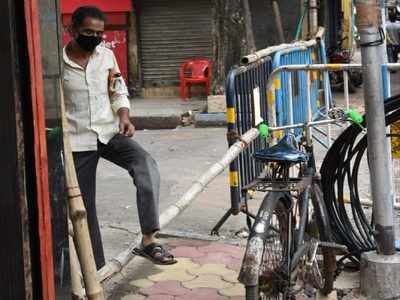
left=320, top=94, right=400, bottom=270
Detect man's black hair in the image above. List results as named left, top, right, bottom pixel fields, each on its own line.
left=72, top=6, right=106, bottom=28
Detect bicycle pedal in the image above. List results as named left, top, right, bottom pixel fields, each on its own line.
left=318, top=241, right=348, bottom=251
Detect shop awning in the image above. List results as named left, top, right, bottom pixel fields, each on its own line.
left=61, top=0, right=133, bottom=14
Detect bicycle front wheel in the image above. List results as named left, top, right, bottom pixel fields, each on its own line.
left=245, top=194, right=291, bottom=300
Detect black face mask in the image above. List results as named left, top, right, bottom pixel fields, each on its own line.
left=76, top=34, right=102, bottom=52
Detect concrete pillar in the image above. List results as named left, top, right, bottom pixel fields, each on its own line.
left=360, top=252, right=400, bottom=299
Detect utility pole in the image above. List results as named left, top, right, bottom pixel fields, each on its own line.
left=355, top=1, right=400, bottom=299
left=309, top=0, right=318, bottom=37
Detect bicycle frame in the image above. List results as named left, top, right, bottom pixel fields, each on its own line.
left=238, top=120, right=334, bottom=289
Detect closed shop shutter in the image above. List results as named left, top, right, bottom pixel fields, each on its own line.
left=139, top=0, right=212, bottom=88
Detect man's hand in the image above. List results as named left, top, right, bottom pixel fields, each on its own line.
left=118, top=108, right=135, bottom=137
left=119, top=118, right=135, bottom=137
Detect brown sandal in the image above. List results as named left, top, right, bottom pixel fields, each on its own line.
left=133, top=242, right=177, bottom=265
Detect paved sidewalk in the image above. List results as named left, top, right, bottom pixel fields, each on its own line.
left=107, top=239, right=245, bottom=300
left=106, top=238, right=361, bottom=300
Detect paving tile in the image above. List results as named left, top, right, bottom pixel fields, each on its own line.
left=219, top=283, right=245, bottom=297
left=316, top=290, right=337, bottom=300
left=193, top=252, right=240, bottom=266
left=154, top=257, right=200, bottom=271
left=221, top=271, right=239, bottom=284
left=121, top=295, right=146, bottom=300
left=226, top=258, right=242, bottom=272
left=188, top=263, right=238, bottom=280
left=146, top=295, right=174, bottom=300
left=171, top=246, right=206, bottom=258
left=139, top=280, right=189, bottom=296
left=340, top=288, right=361, bottom=300
left=175, top=288, right=229, bottom=300
left=168, top=239, right=211, bottom=248
left=122, top=257, right=160, bottom=280
left=182, top=274, right=233, bottom=289
left=129, top=278, right=155, bottom=288
left=334, top=270, right=360, bottom=289
left=198, top=244, right=245, bottom=259
left=148, top=268, right=196, bottom=282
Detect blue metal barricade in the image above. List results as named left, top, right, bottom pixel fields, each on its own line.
left=211, top=38, right=332, bottom=235
left=225, top=57, right=272, bottom=214
left=271, top=42, right=329, bottom=134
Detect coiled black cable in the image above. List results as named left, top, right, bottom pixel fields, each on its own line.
left=320, top=94, right=400, bottom=267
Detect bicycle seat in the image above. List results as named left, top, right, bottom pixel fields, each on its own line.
left=254, top=135, right=308, bottom=164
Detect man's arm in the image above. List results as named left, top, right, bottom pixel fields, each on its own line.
left=117, top=107, right=135, bottom=137
left=108, top=52, right=135, bottom=137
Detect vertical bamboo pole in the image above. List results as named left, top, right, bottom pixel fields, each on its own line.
left=272, top=1, right=285, bottom=43
left=59, top=83, right=104, bottom=300
left=69, top=227, right=85, bottom=299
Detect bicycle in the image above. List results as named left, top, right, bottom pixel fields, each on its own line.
left=238, top=110, right=360, bottom=300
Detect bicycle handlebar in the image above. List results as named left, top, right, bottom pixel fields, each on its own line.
left=258, top=109, right=364, bottom=139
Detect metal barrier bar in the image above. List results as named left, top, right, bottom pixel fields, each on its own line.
left=287, top=72, right=294, bottom=130
left=343, top=71, right=350, bottom=110
left=267, top=64, right=362, bottom=81
left=266, top=63, right=363, bottom=148
left=306, top=70, right=313, bottom=144
left=269, top=118, right=345, bottom=131
left=323, top=69, right=332, bottom=147
left=272, top=45, right=324, bottom=132
left=241, top=27, right=325, bottom=64
left=224, top=58, right=272, bottom=217
left=382, top=64, right=391, bottom=99
left=386, top=63, right=400, bottom=71
left=225, top=70, right=241, bottom=214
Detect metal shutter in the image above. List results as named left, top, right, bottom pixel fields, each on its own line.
left=139, top=0, right=212, bottom=87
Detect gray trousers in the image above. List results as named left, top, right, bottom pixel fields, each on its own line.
left=73, top=134, right=160, bottom=269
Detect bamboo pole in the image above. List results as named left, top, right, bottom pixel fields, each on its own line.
left=97, top=128, right=260, bottom=282
left=272, top=1, right=285, bottom=43
left=69, top=224, right=85, bottom=299
left=59, top=83, right=104, bottom=299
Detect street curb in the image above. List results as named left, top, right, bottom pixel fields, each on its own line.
left=131, top=115, right=181, bottom=130
left=193, top=113, right=227, bottom=128
left=130, top=113, right=227, bottom=130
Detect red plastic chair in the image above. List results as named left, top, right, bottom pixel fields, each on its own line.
left=179, top=59, right=212, bottom=101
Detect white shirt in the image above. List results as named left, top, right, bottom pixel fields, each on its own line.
left=63, top=45, right=130, bottom=152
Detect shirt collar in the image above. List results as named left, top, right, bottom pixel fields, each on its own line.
left=63, top=44, right=102, bottom=69
left=94, top=44, right=102, bottom=54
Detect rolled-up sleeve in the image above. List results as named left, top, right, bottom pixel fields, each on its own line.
left=111, top=93, right=131, bottom=113
left=110, top=53, right=131, bottom=113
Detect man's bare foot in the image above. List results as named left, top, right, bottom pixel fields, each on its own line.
left=142, top=232, right=157, bottom=247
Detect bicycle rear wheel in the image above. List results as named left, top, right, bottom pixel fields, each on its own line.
left=245, top=194, right=291, bottom=300
left=310, top=182, right=336, bottom=294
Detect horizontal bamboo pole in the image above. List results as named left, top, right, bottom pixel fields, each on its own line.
left=97, top=128, right=260, bottom=282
